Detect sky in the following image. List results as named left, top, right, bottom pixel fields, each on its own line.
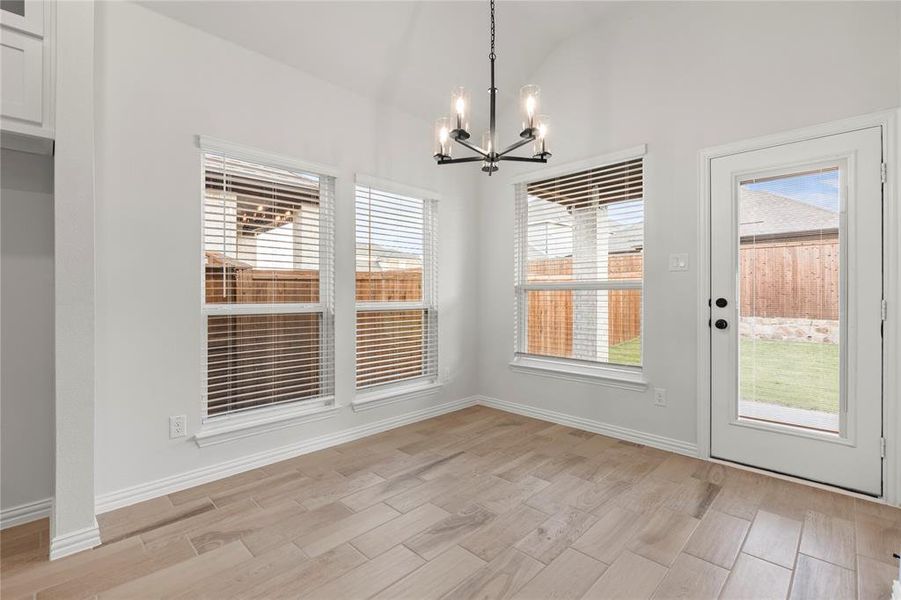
left=743, top=168, right=840, bottom=213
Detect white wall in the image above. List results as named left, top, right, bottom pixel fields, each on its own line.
left=92, top=2, right=480, bottom=498
left=1, top=149, right=54, bottom=514
left=477, top=2, right=901, bottom=447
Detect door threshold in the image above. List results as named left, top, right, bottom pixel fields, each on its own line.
left=707, top=455, right=887, bottom=505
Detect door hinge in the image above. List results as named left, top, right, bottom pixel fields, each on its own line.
left=881, top=437, right=886, bottom=458
left=882, top=299, right=888, bottom=321
left=881, top=162, right=888, bottom=184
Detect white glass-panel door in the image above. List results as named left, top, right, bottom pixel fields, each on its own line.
left=710, top=127, right=883, bottom=495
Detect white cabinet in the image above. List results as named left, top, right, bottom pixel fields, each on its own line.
left=1, top=0, right=53, bottom=140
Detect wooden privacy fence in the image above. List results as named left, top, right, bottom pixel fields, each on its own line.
left=740, top=235, right=839, bottom=320
left=525, top=235, right=838, bottom=359
left=205, top=256, right=424, bottom=415
left=526, top=258, right=573, bottom=357
left=526, top=254, right=642, bottom=358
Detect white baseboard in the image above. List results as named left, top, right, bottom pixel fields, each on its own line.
left=476, top=395, right=699, bottom=457
left=0, top=497, right=52, bottom=530
left=49, top=520, right=101, bottom=560
left=95, top=396, right=478, bottom=514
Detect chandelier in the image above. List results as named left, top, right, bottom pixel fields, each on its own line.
left=433, top=0, right=551, bottom=175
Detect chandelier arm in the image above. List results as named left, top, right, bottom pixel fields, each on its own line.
left=496, top=135, right=535, bottom=158
left=454, top=136, right=490, bottom=158
left=437, top=156, right=486, bottom=165
left=497, top=155, right=548, bottom=163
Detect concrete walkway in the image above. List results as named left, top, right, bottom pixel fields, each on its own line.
left=739, top=399, right=839, bottom=433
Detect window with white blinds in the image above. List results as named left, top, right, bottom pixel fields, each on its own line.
left=201, top=148, right=335, bottom=419
left=514, top=156, right=644, bottom=368
left=355, top=181, right=438, bottom=390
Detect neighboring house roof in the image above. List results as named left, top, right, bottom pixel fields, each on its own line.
left=739, top=189, right=838, bottom=239
left=608, top=221, right=643, bottom=254
left=527, top=219, right=643, bottom=260
left=355, top=243, right=421, bottom=270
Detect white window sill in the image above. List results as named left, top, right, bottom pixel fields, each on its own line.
left=193, top=398, right=339, bottom=447
left=509, top=356, right=648, bottom=391
left=352, top=380, right=443, bottom=413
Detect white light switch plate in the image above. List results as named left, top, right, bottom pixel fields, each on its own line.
left=668, top=253, right=689, bottom=271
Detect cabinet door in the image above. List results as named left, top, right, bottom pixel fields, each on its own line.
left=0, top=0, right=44, bottom=37
left=1, top=27, right=43, bottom=124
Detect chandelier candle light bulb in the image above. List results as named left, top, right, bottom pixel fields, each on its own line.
left=534, top=115, right=551, bottom=159
left=450, top=87, right=471, bottom=139
left=433, top=0, right=553, bottom=175
left=434, top=117, right=452, bottom=159
left=520, top=84, right=540, bottom=135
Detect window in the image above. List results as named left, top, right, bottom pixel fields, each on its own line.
left=355, top=180, right=438, bottom=391
left=514, top=155, right=644, bottom=370
left=201, top=146, right=335, bottom=419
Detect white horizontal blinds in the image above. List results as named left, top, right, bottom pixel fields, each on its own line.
left=203, top=154, right=323, bottom=303
left=355, top=183, right=438, bottom=389
left=203, top=152, right=335, bottom=418
left=515, top=157, right=644, bottom=367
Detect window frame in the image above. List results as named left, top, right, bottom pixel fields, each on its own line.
left=510, top=146, right=648, bottom=390
left=353, top=175, right=440, bottom=406
left=197, top=136, right=338, bottom=432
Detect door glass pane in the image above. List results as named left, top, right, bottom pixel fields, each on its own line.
left=738, top=167, right=841, bottom=433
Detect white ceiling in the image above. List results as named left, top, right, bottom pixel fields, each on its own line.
left=140, top=1, right=613, bottom=126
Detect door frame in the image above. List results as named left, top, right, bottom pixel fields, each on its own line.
left=696, top=109, right=900, bottom=504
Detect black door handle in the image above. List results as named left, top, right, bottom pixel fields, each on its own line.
left=715, top=298, right=728, bottom=308
left=714, top=319, right=728, bottom=330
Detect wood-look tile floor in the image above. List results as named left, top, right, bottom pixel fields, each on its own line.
left=3, top=406, right=900, bottom=599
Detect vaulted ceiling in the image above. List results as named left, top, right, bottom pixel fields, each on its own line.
left=140, top=1, right=613, bottom=125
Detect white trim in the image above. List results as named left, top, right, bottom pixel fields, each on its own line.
left=96, top=396, right=478, bottom=514
left=355, top=301, right=428, bottom=312
left=696, top=140, right=713, bottom=461
left=517, top=280, right=642, bottom=292
left=355, top=174, right=441, bottom=202
left=197, top=135, right=339, bottom=178
left=202, top=303, right=324, bottom=316
left=509, top=144, right=647, bottom=185
left=49, top=520, right=100, bottom=561
left=697, top=111, right=898, bottom=161
left=194, top=400, right=339, bottom=447
left=697, top=109, right=900, bottom=504
left=509, top=356, right=648, bottom=392
left=0, top=497, right=51, bottom=529
left=352, top=380, right=442, bottom=413
left=477, top=395, right=697, bottom=456
left=886, top=109, right=900, bottom=505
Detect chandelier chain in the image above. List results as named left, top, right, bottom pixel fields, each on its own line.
left=489, top=0, right=496, bottom=61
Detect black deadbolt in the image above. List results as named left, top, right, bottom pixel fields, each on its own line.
left=714, top=319, right=728, bottom=330
left=715, top=297, right=728, bottom=308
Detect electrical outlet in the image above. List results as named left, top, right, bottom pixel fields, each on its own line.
left=169, top=415, right=187, bottom=439
left=654, top=388, right=667, bottom=407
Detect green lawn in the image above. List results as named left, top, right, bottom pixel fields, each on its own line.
left=740, top=338, right=839, bottom=413
left=609, top=336, right=839, bottom=414
left=610, top=337, right=641, bottom=366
